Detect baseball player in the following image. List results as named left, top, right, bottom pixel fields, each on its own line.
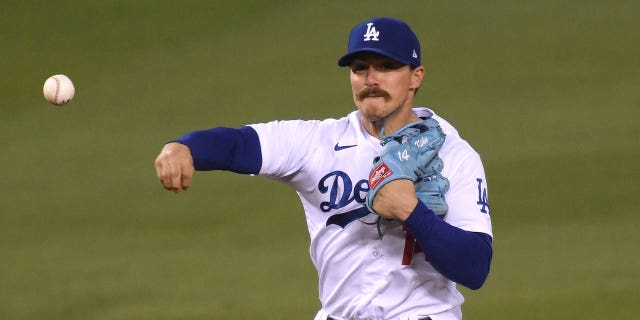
left=155, top=17, right=493, bottom=320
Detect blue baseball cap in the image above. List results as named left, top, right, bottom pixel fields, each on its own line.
left=338, top=17, right=421, bottom=67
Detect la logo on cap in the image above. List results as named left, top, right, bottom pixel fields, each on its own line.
left=363, top=23, right=380, bottom=41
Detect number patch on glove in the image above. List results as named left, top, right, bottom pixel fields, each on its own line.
left=398, top=149, right=410, bottom=161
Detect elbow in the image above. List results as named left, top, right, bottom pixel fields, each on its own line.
left=452, top=234, right=493, bottom=290
left=455, top=234, right=493, bottom=290
left=462, top=266, right=490, bottom=290
left=456, top=257, right=492, bottom=290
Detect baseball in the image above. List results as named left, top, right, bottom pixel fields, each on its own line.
left=43, top=74, right=75, bottom=106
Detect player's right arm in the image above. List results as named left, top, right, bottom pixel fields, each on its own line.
left=154, top=126, right=263, bottom=192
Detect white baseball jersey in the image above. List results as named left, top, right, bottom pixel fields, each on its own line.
left=249, top=107, right=492, bottom=320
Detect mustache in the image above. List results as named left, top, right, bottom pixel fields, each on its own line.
left=358, top=87, right=391, bottom=101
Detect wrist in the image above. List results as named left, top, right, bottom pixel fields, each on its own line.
left=397, top=197, right=419, bottom=221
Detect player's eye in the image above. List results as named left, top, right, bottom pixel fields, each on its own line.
left=350, top=63, right=369, bottom=73
left=376, top=62, right=403, bottom=71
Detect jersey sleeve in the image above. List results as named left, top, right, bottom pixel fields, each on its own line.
left=441, top=144, right=493, bottom=237
left=249, top=120, right=319, bottom=179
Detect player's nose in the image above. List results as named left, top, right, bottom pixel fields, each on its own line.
left=364, top=66, right=380, bottom=87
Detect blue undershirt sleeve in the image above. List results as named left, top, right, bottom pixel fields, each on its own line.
left=173, top=126, right=262, bottom=174
left=404, top=200, right=493, bottom=290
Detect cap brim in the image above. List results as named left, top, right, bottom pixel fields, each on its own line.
left=337, top=48, right=411, bottom=67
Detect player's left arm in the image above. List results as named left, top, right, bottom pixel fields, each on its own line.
left=404, top=151, right=493, bottom=290
left=404, top=202, right=492, bottom=290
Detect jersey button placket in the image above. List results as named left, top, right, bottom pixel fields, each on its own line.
left=371, top=244, right=384, bottom=259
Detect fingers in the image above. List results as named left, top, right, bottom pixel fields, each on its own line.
left=158, top=162, right=192, bottom=193
left=179, top=166, right=193, bottom=192
left=165, top=163, right=190, bottom=193
left=154, top=142, right=194, bottom=193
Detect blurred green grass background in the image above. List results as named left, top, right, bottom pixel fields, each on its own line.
left=1, top=1, right=639, bottom=319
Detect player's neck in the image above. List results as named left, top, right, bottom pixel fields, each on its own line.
left=362, top=108, right=421, bottom=139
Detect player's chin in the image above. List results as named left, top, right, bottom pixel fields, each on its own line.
left=358, top=101, right=389, bottom=121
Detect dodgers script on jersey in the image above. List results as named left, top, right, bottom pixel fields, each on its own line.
left=249, top=108, right=492, bottom=320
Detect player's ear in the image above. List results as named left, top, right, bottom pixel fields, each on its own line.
left=410, top=66, right=425, bottom=91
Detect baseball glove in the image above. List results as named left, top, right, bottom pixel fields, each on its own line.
left=366, top=118, right=446, bottom=215
left=415, top=156, right=450, bottom=218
